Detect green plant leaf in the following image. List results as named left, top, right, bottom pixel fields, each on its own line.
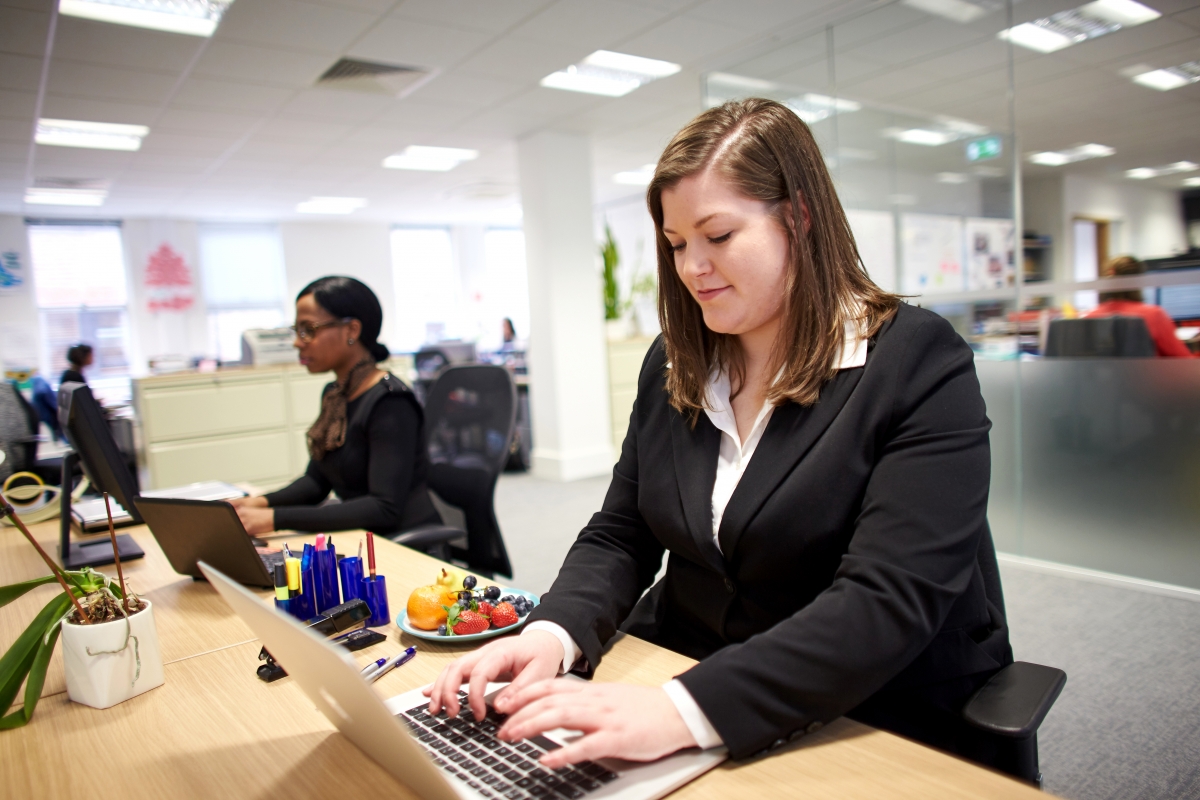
left=0, top=575, right=58, bottom=609
left=0, top=592, right=71, bottom=720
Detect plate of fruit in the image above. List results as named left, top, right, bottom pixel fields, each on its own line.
left=400, top=568, right=538, bottom=642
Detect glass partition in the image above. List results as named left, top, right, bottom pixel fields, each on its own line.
left=706, top=0, right=1200, bottom=589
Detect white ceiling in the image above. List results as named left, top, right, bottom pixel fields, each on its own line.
left=0, top=0, right=1197, bottom=224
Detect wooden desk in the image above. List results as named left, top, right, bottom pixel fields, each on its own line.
left=2, top=528, right=1045, bottom=799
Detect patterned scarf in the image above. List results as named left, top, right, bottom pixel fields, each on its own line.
left=306, top=359, right=377, bottom=460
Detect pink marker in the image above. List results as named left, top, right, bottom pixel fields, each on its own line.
left=314, top=533, right=327, bottom=551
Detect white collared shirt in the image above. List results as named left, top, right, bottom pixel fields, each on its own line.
left=525, top=318, right=869, bottom=750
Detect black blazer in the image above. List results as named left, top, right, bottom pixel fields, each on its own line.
left=525, top=303, right=1012, bottom=759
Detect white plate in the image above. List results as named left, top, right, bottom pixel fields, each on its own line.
left=397, top=587, right=539, bottom=642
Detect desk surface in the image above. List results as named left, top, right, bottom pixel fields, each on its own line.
left=1, top=524, right=1045, bottom=799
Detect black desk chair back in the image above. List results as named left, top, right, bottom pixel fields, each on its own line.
left=391, top=365, right=516, bottom=579
left=962, top=530, right=1067, bottom=787
left=1044, top=316, right=1155, bottom=357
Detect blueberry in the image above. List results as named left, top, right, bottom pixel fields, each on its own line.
left=499, top=595, right=516, bottom=605
left=484, top=585, right=501, bottom=601
left=463, top=575, right=477, bottom=590
left=438, top=624, right=447, bottom=636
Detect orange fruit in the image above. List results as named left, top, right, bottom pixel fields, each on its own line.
left=406, top=585, right=457, bottom=630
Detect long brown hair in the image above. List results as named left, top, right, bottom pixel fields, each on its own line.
left=648, top=98, right=899, bottom=420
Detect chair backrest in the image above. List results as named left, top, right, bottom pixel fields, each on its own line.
left=422, top=365, right=517, bottom=577
left=1044, top=316, right=1156, bottom=357
left=0, top=382, right=38, bottom=480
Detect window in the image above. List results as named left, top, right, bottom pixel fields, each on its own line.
left=198, top=225, right=288, bottom=362
left=480, top=229, right=530, bottom=350
left=391, top=228, right=463, bottom=353
left=27, top=223, right=133, bottom=401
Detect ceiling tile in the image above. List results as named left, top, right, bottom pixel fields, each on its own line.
left=52, top=16, right=204, bottom=72
left=0, top=52, right=40, bottom=93
left=348, top=17, right=492, bottom=68
left=46, top=61, right=179, bottom=105
left=0, top=117, right=31, bottom=142
left=279, top=87, right=400, bottom=122
left=511, top=0, right=667, bottom=48
left=617, top=14, right=740, bottom=66
left=172, top=78, right=296, bottom=114
left=388, top=0, right=554, bottom=36
left=455, top=35, right=589, bottom=83
left=156, top=107, right=260, bottom=135
left=254, top=117, right=357, bottom=142
left=137, top=132, right=242, bottom=158
left=1054, top=17, right=1198, bottom=67
left=408, top=70, right=527, bottom=109
left=688, top=0, right=840, bottom=33
left=215, top=0, right=379, bottom=54
left=0, top=6, right=50, bottom=58
left=193, top=41, right=335, bottom=88
left=0, top=88, right=38, bottom=120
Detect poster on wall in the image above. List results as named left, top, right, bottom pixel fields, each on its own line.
left=901, top=213, right=964, bottom=295
left=0, top=248, right=25, bottom=294
left=845, top=209, right=896, bottom=293
left=144, top=243, right=195, bottom=312
left=965, top=217, right=1015, bottom=291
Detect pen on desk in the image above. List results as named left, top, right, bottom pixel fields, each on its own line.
left=364, top=646, right=416, bottom=683
left=366, top=531, right=376, bottom=579
left=358, top=539, right=362, bottom=561
left=273, top=563, right=289, bottom=602
left=359, top=657, right=387, bottom=676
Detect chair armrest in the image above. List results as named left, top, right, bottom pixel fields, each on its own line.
left=389, top=524, right=464, bottom=549
left=962, top=661, right=1067, bottom=739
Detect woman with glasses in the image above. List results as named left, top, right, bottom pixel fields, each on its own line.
left=228, top=276, right=441, bottom=536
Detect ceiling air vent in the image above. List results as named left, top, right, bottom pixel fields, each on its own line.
left=315, top=58, right=437, bottom=97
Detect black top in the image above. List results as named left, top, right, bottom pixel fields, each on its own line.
left=525, top=303, right=1012, bottom=760
left=60, top=369, right=87, bottom=386
left=264, top=373, right=440, bottom=534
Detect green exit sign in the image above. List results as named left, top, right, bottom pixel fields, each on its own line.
left=967, top=136, right=1002, bottom=162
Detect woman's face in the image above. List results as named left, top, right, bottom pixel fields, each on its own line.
left=293, top=294, right=354, bottom=374
left=661, top=169, right=791, bottom=340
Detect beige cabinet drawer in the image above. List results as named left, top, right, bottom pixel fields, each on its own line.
left=288, top=374, right=327, bottom=424
left=607, top=340, right=654, bottom=391
left=610, top=386, right=639, bottom=446
left=146, top=431, right=292, bottom=489
left=141, top=381, right=288, bottom=442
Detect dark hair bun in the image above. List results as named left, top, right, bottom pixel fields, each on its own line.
left=369, top=341, right=390, bottom=362
left=297, top=276, right=390, bottom=361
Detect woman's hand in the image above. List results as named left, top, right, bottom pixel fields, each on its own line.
left=497, top=681, right=698, bottom=768
left=424, top=631, right=565, bottom=722
left=227, top=495, right=268, bottom=510
left=234, top=504, right=275, bottom=535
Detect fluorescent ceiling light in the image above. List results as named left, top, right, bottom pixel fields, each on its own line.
left=36, top=118, right=148, bottom=151
left=58, top=0, right=234, bottom=36
left=1183, top=176, right=1200, bottom=187
left=707, top=72, right=778, bottom=91
left=613, top=164, right=655, bottom=186
left=890, top=128, right=955, bottom=146
left=1027, top=143, right=1115, bottom=166
left=903, top=0, right=996, bottom=24
left=383, top=145, right=479, bottom=172
left=786, top=93, right=861, bottom=124
left=24, top=188, right=107, bottom=206
left=296, top=196, right=366, bottom=215
left=541, top=50, right=680, bottom=97
left=937, top=172, right=970, bottom=184
left=1126, top=161, right=1199, bottom=179
left=1132, top=61, right=1200, bottom=91
left=999, top=0, right=1160, bottom=53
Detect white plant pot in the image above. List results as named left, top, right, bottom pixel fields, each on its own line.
left=61, top=600, right=165, bottom=710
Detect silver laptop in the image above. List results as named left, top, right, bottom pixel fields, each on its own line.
left=199, top=562, right=727, bottom=800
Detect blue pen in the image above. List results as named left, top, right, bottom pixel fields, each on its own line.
left=359, top=657, right=387, bottom=675
left=365, top=646, right=417, bottom=683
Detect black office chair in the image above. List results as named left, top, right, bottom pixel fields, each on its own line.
left=961, top=530, right=1067, bottom=787
left=391, top=365, right=516, bottom=579
left=1044, top=316, right=1155, bottom=357
left=1, top=382, right=63, bottom=485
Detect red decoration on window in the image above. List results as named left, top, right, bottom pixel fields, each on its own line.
left=145, top=243, right=195, bottom=312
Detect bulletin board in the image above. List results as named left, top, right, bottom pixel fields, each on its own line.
left=901, top=213, right=964, bottom=295
left=965, top=217, right=1015, bottom=291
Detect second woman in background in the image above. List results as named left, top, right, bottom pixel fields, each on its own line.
left=229, top=275, right=442, bottom=535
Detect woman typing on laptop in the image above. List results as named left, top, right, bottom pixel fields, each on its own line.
left=427, top=100, right=1012, bottom=770
left=228, top=276, right=441, bottom=536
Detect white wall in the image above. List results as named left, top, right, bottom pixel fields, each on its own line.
left=1063, top=175, right=1187, bottom=266
left=279, top=221, right=397, bottom=352
left=0, top=215, right=39, bottom=375
left=1022, top=176, right=1066, bottom=280
left=123, top=218, right=208, bottom=374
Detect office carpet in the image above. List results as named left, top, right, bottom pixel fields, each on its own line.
left=493, top=473, right=1200, bottom=800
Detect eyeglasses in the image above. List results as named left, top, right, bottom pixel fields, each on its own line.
left=290, top=317, right=352, bottom=342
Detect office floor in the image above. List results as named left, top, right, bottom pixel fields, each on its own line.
left=494, top=472, right=1200, bottom=800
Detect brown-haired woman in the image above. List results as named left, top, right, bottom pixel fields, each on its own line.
left=427, top=99, right=1011, bottom=772
left=1085, top=255, right=1195, bottom=357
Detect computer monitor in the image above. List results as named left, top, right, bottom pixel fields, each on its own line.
left=57, top=383, right=145, bottom=568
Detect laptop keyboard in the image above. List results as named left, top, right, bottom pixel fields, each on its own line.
left=401, top=691, right=620, bottom=800
left=258, top=550, right=285, bottom=571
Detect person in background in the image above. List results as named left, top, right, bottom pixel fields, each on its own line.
left=500, top=317, right=518, bottom=351
left=1085, top=256, right=1195, bottom=357
left=60, top=343, right=93, bottom=386
left=228, top=276, right=442, bottom=535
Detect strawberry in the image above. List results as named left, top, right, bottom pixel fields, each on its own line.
left=490, top=602, right=519, bottom=628
left=451, top=609, right=490, bottom=635
left=477, top=601, right=494, bottom=618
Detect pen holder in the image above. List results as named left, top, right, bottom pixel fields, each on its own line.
left=339, top=556, right=365, bottom=603
left=284, top=568, right=315, bottom=620
left=313, top=546, right=341, bottom=614
left=360, top=575, right=389, bottom=628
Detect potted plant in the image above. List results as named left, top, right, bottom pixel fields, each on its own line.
left=1, top=494, right=163, bottom=727
left=600, top=224, right=630, bottom=340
